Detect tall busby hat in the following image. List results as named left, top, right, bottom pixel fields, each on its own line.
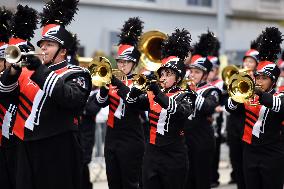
left=208, top=38, right=220, bottom=68
left=9, top=5, right=38, bottom=52
left=157, top=28, right=192, bottom=81
left=116, top=17, right=143, bottom=64
left=190, top=30, right=218, bottom=73
left=243, top=34, right=262, bottom=63
left=254, top=27, right=283, bottom=82
left=0, top=7, right=12, bottom=59
left=37, top=0, right=79, bottom=50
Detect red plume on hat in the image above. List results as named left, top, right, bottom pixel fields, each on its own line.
left=37, top=0, right=79, bottom=50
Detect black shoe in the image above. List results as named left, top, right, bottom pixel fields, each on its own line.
left=210, top=181, right=220, bottom=188
left=228, top=179, right=236, bottom=184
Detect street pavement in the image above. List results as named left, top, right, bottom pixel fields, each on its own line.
left=91, top=144, right=237, bottom=189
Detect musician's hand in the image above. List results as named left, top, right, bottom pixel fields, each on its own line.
left=130, top=87, right=143, bottom=97
left=111, top=75, right=124, bottom=88
left=26, top=55, right=42, bottom=71
left=254, top=86, right=264, bottom=97
left=146, top=72, right=158, bottom=81
left=148, top=82, right=161, bottom=95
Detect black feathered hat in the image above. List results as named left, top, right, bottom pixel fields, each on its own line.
left=8, top=5, right=38, bottom=52
left=116, top=17, right=143, bottom=64
left=190, top=30, right=218, bottom=73
left=157, top=28, right=192, bottom=81
left=0, top=6, right=12, bottom=59
left=254, top=27, right=283, bottom=82
left=37, top=0, right=78, bottom=50
left=208, top=37, right=221, bottom=68
left=243, top=34, right=262, bottom=63
left=67, top=33, right=80, bottom=66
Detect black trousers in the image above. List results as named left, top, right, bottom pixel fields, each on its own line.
left=227, top=135, right=246, bottom=189
left=79, top=115, right=96, bottom=189
left=142, top=143, right=188, bottom=189
left=243, top=142, right=284, bottom=189
left=185, top=126, right=215, bottom=189
left=105, top=140, right=144, bottom=189
left=0, top=144, right=18, bottom=189
left=15, top=132, right=83, bottom=189
left=211, top=135, right=221, bottom=183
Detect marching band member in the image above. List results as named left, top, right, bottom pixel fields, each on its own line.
left=126, top=28, right=195, bottom=189
left=0, top=7, right=18, bottom=189
left=226, top=35, right=261, bottom=189
left=226, top=27, right=284, bottom=189
left=184, top=30, right=221, bottom=189
left=207, top=39, right=225, bottom=188
left=92, top=17, right=145, bottom=189
left=276, top=51, right=284, bottom=92
left=0, top=1, right=92, bottom=189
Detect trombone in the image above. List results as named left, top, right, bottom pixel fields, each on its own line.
left=88, top=56, right=127, bottom=87
left=4, top=45, right=44, bottom=66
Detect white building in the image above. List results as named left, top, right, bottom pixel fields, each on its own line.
left=3, top=0, right=284, bottom=64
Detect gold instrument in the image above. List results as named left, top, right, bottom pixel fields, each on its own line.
left=179, top=78, right=195, bottom=90
left=132, top=72, right=159, bottom=91
left=4, top=45, right=44, bottom=66
left=227, top=72, right=256, bottom=104
left=78, top=57, right=93, bottom=68
left=88, top=56, right=127, bottom=87
left=222, top=65, right=251, bottom=85
left=138, top=30, right=167, bottom=71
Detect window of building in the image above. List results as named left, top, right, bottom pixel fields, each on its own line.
left=187, top=0, right=212, bottom=7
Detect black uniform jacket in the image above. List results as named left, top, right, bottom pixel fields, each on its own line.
left=126, top=86, right=194, bottom=147
left=225, top=89, right=284, bottom=146
left=0, top=61, right=91, bottom=141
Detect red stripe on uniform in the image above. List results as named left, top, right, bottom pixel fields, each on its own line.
left=149, top=113, right=159, bottom=120
left=149, top=119, right=158, bottom=125
left=107, top=111, right=115, bottom=128
left=245, top=112, right=257, bottom=122
left=242, top=125, right=252, bottom=144
left=149, top=126, right=157, bottom=144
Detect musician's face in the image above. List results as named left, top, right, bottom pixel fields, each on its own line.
left=117, top=59, right=134, bottom=75
left=243, top=57, right=257, bottom=71
left=255, top=74, right=273, bottom=92
left=207, top=67, right=219, bottom=82
left=159, top=68, right=179, bottom=89
left=190, top=68, right=206, bottom=84
left=39, top=40, right=66, bottom=64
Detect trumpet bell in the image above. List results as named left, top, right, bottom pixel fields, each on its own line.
left=5, top=45, right=22, bottom=63
left=88, top=56, right=127, bottom=87
left=88, top=56, right=113, bottom=87
left=221, top=65, right=239, bottom=85
left=228, top=72, right=255, bottom=103
left=133, top=74, right=148, bottom=91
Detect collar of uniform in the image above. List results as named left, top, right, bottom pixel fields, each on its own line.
left=196, top=81, right=207, bottom=88
left=163, top=85, right=181, bottom=93
left=48, top=60, right=67, bottom=71
left=268, top=88, right=276, bottom=95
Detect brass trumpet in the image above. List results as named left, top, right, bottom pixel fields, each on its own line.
left=227, top=72, right=260, bottom=106
left=132, top=73, right=159, bottom=92
left=88, top=56, right=127, bottom=87
left=222, top=65, right=251, bottom=86
left=4, top=45, right=44, bottom=66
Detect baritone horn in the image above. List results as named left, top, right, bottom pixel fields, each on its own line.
left=138, top=30, right=167, bottom=71
left=4, top=45, right=44, bottom=65
left=88, top=56, right=127, bottom=87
